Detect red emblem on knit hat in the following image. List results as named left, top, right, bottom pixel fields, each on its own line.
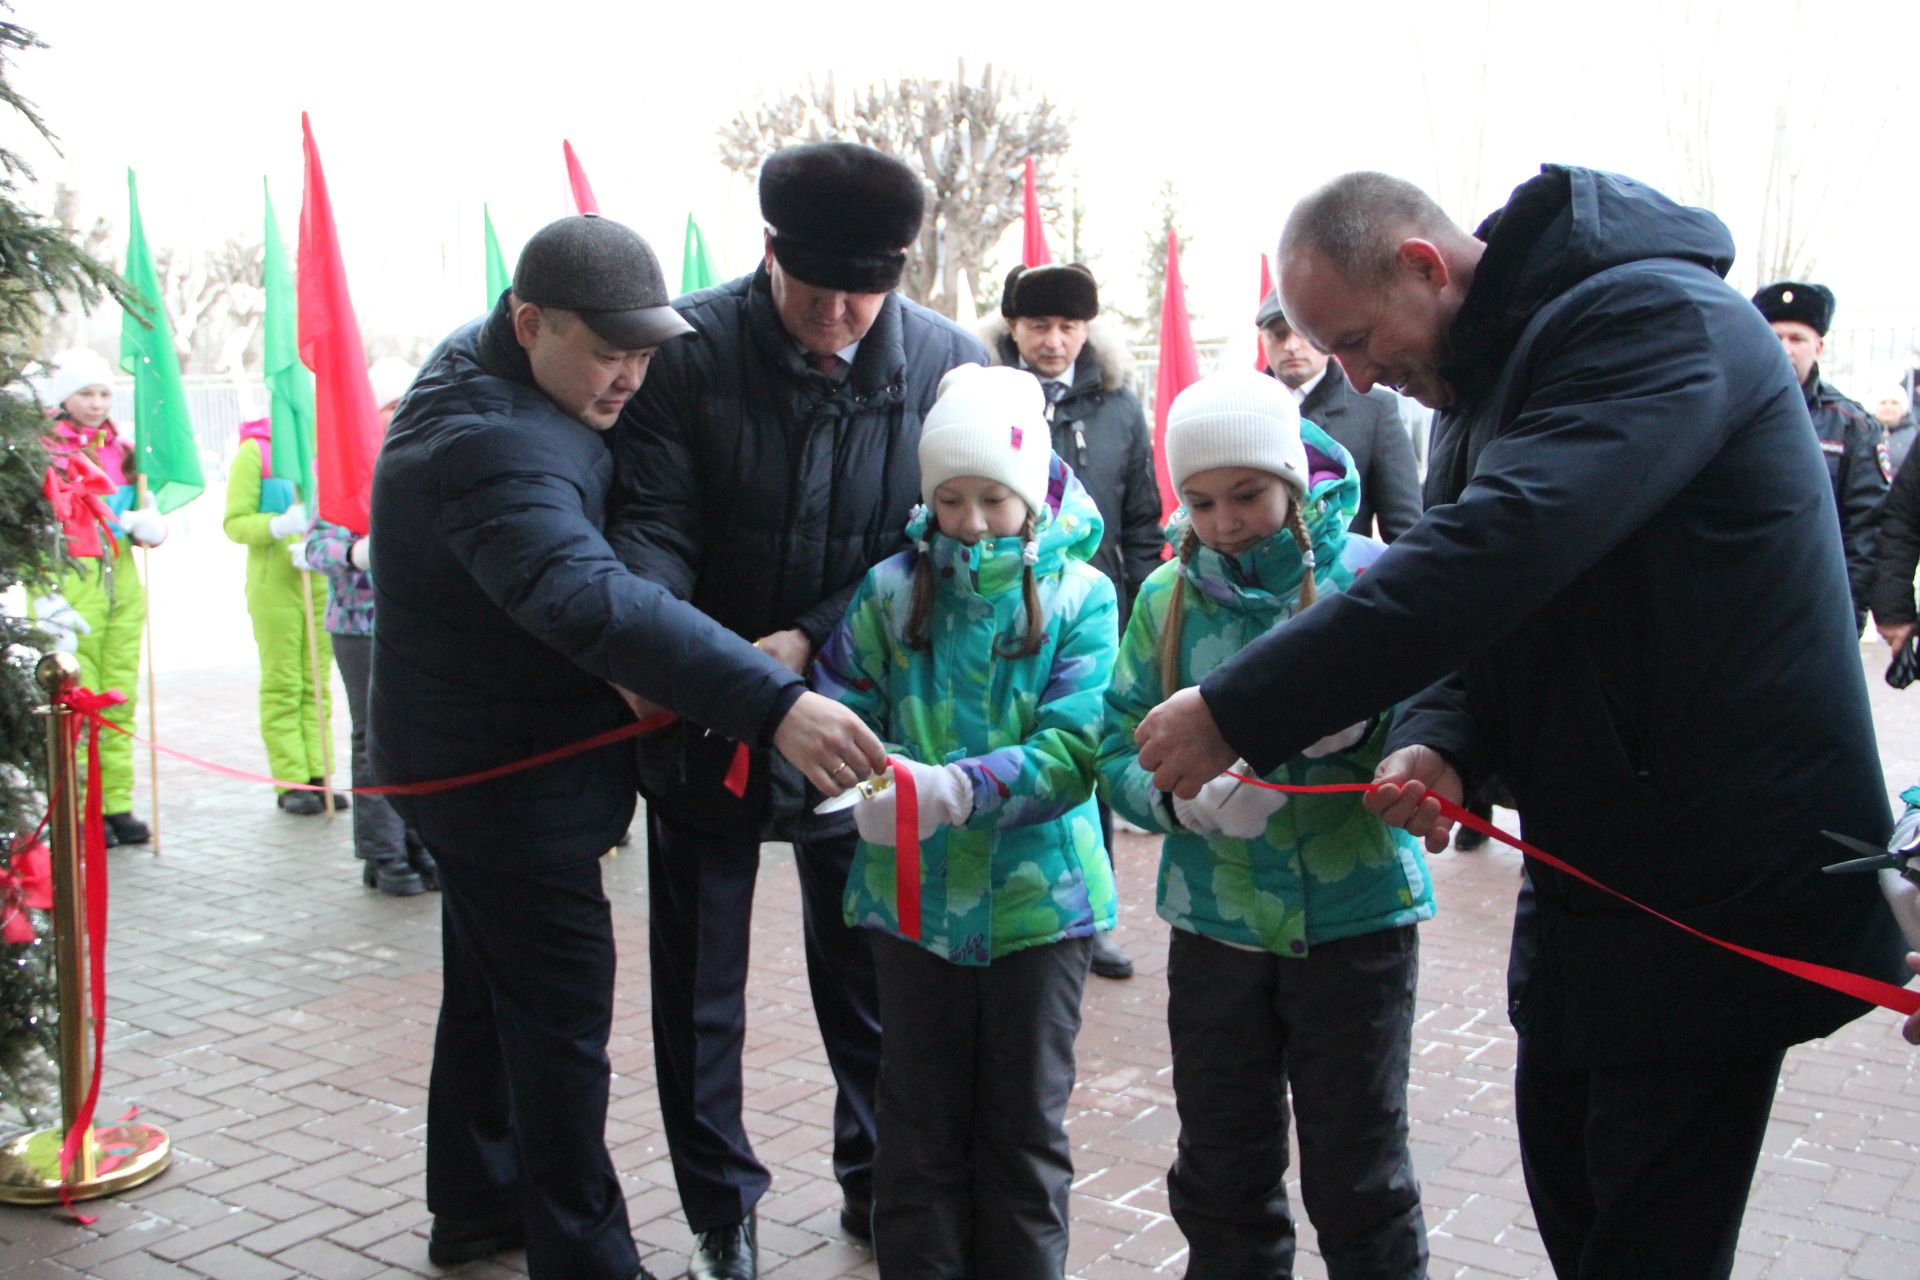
left=1011, top=425, right=1024, bottom=450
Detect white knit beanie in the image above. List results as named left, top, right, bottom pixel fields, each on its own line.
left=918, top=363, right=1051, bottom=514
left=367, top=356, right=420, bottom=411
left=47, top=348, right=116, bottom=413
left=1165, top=367, right=1309, bottom=496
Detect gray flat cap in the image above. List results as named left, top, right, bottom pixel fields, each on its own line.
left=513, top=214, right=693, bottom=348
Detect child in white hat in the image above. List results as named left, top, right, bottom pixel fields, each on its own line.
left=39, top=349, right=167, bottom=846
left=811, top=362, right=1119, bottom=1275
left=1097, top=367, right=1435, bottom=1277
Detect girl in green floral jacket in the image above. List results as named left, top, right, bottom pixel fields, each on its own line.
left=813, top=364, right=1118, bottom=1279
left=1097, top=368, right=1434, bottom=1279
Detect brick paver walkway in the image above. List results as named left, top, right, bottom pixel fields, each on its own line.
left=4, top=619, right=1920, bottom=1277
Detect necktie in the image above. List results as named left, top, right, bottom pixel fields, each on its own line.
left=808, top=352, right=848, bottom=382
left=1041, top=381, right=1069, bottom=405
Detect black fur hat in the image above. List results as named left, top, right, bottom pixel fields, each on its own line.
left=1752, top=281, right=1835, bottom=336
left=1001, top=263, right=1099, bottom=321
left=760, top=142, right=925, bottom=293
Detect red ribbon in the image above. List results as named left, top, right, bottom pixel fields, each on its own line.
left=53, top=687, right=123, bottom=1217
left=891, top=758, right=921, bottom=941
left=63, top=704, right=752, bottom=800
left=1225, top=771, right=1920, bottom=1018
left=42, top=453, right=119, bottom=560
left=0, top=840, right=52, bottom=945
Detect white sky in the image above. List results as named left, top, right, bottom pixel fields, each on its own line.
left=13, top=0, right=1917, bottom=352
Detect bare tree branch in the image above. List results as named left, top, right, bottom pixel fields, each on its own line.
left=717, top=64, right=1073, bottom=318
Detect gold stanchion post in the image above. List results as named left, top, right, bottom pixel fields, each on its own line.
left=0, top=652, right=171, bottom=1204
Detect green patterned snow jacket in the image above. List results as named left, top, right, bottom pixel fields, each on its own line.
left=1096, top=423, right=1435, bottom=957
left=814, top=455, right=1120, bottom=966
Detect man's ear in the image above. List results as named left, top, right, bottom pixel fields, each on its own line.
left=1397, top=238, right=1452, bottom=292
left=512, top=301, right=542, bottom=349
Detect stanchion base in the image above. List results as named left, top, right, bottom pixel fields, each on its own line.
left=0, top=1123, right=171, bottom=1205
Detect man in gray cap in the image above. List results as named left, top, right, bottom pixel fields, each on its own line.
left=369, top=214, right=888, bottom=1280
left=610, top=143, right=985, bottom=1280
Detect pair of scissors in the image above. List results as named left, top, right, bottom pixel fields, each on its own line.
left=814, top=771, right=893, bottom=815
left=1821, top=806, right=1920, bottom=885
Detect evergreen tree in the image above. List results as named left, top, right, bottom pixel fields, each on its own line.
left=0, top=10, right=130, bottom=1134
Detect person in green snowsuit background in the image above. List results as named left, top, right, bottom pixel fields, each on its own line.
left=812, top=364, right=1119, bottom=1279
left=1099, top=369, right=1434, bottom=1279
left=223, top=416, right=342, bottom=816
left=38, top=348, right=170, bottom=846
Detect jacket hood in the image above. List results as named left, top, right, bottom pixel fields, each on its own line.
left=1444, top=166, right=1736, bottom=396
left=1165, top=420, right=1359, bottom=608
left=906, top=452, right=1104, bottom=597
left=975, top=313, right=1134, bottom=393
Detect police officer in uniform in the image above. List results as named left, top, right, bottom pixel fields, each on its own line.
left=1752, top=281, right=1889, bottom=631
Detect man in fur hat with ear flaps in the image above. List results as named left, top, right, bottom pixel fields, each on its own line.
left=609, top=142, right=984, bottom=1280
left=981, top=261, right=1159, bottom=981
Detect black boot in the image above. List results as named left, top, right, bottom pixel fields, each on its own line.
left=308, top=777, right=351, bottom=811
left=689, top=1208, right=756, bottom=1280
left=426, top=1209, right=524, bottom=1267
left=1090, top=930, right=1134, bottom=980
left=103, top=811, right=151, bottom=845
left=278, top=789, right=325, bottom=816
left=362, top=857, right=424, bottom=897
left=405, top=831, right=441, bottom=891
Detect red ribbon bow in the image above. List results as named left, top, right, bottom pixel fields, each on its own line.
left=0, top=841, right=52, bottom=945
left=42, top=452, right=120, bottom=560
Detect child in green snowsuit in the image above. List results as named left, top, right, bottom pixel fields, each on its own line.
left=812, top=365, right=1118, bottom=1279
left=1098, top=370, right=1435, bottom=1279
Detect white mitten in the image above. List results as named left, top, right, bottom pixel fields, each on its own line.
left=1882, top=869, right=1920, bottom=951
left=1302, top=719, right=1371, bottom=758
left=118, top=507, right=167, bottom=546
left=349, top=538, right=371, bottom=571
left=268, top=503, right=310, bottom=541
left=29, top=593, right=90, bottom=653
left=289, top=543, right=314, bottom=572
left=853, top=761, right=975, bottom=845
left=1173, top=766, right=1288, bottom=840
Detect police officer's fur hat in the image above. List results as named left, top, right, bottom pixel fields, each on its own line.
left=1752, top=281, right=1836, bottom=336
left=1000, top=263, right=1099, bottom=322
left=760, top=143, right=925, bottom=293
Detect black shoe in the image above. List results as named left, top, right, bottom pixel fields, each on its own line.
left=839, top=1196, right=872, bottom=1243
left=405, top=832, right=441, bottom=891
left=370, top=859, right=425, bottom=897
left=1090, top=931, right=1134, bottom=980
left=103, top=812, right=150, bottom=845
left=278, top=789, right=325, bottom=816
left=1454, top=825, right=1489, bottom=851
left=426, top=1209, right=524, bottom=1267
left=689, top=1209, right=756, bottom=1280
left=308, top=777, right=351, bottom=811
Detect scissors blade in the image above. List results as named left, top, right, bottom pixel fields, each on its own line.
left=812, top=773, right=893, bottom=815
left=1820, top=829, right=1907, bottom=874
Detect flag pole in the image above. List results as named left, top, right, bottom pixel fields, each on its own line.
left=297, top=568, right=334, bottom=818
left=134, top=475, right=161, bottom=857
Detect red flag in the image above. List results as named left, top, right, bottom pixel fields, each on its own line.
left=1153, top=229, right=1201, bottom=522
left=1253, top=253, right=1274, bottom=369
left=1021, top=156, right=1051, bottom=268
left=564, top=140, right=600, bottom=215
left=298, top=113, right=381, bottom=535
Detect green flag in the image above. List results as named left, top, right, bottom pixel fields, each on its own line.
left=484, top=203, right=510, bottom=309
left=118, top=170, right=204, bottom=513
left=681, top=213, right=718, bottom=293
left=261, top=180, right=316, bottom=502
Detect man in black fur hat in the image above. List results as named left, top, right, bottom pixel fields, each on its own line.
left=1752, top=280, right=1889, bottom=632
left=982, top=261, right=1157, bottom=980
left=609, top=142, right=985, bottom=1280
